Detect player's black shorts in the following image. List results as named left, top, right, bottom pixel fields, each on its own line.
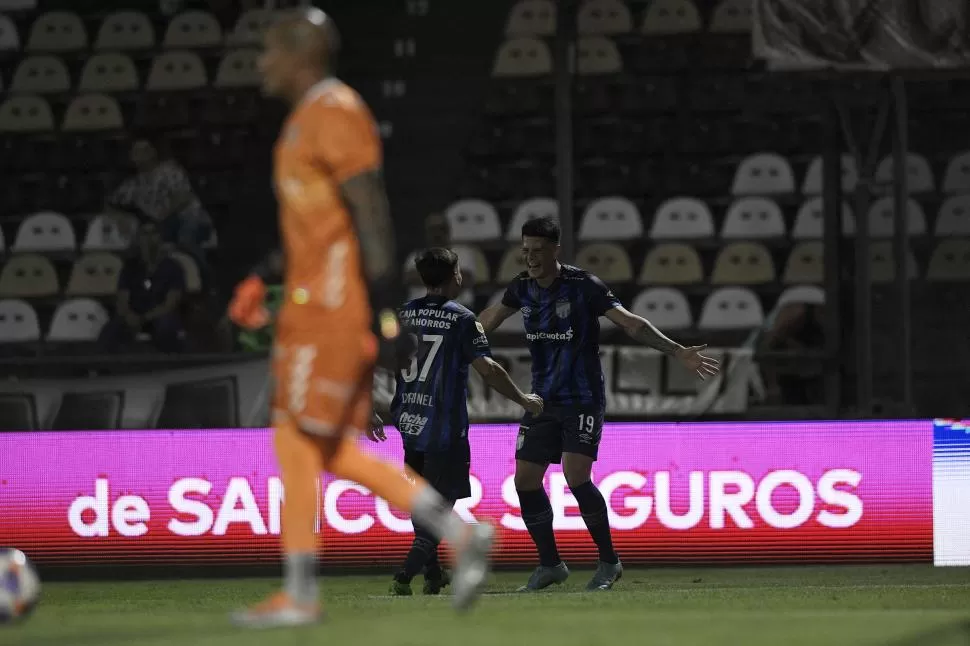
left=514, top=404, right=605, bottom=465
left=404, top=445, right=472, bottom=501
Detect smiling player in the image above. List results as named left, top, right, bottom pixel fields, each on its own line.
left=479, top=216, right=720, bottom=592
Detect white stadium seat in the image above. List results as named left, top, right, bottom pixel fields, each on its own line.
left=578, top=0, right=632, bottom=35
left=935, top=196, right=970, bottom=236
left=875, top=153, right=934, bottom=194
left=445, top=199, right=502, bottom=242
left=27, top=11, right=86, bottom=52
left=576, top=243, right=633, bottom=282
left=641, top=0, right=701, bottom=34
left=865, top=197, right=927, bottom=237
left=62, top=94, right=124, bottom=131
left=505, top=0, right=556, bottom=36
left=942, top=151, right=970, bottom=194
left=0, top=299, right=40, bottom=343
left=0, top=14, right=19, bottom=51
left=650, top=197, right=715, bottom=238
left=79, top=53, right=139, bottom=92
left=721, top=197, right=786, bottom=238
left=147, top=51, right=207, bottom=91
left=731, top=152, right=796, bottom=196
left=792, top=197, right=855, bottom=239
left=214, top=49, right=260, bottom=88
left=164, top=10, right=222, bottom=48
left=0, top=96, right=54, bottom=132
left=170, top=251, right=202, bottom=293
left=493, top=37, right=552, bottom=77
left=782, top=242, right=823, bottom=284
left=96, top=11, right=155, bottom=50
left=802, top=154, right=858, bottom=195
left=66, top=252, right=123, bottom=296
left=10, top=55, right=70, bottom=94
left=777, top=285, right=825, bottom=308
left=507, top=198, right=558, bottom=240
left=630, top=288, right=692, bottom=329
left=579, top=197, right=642, bottom=240
left=868, top=242, right=918, bottom=283
left=12, top=211, right=75, bottom=252
left=226, top=9, right=280, bottom=47
left=711, top=242, right=776, bottom=284
left=638, top=243, right=703, bottom=284
left=710, top=0, right=753, bottom=33
left=576, top=36, right=622, bottom=75
left=698, top=287, right=764, bottom=330
left=47, top=298, right=108, bottom=342
left=927, top=239, right=970, bottom=282
left=82, top=213, right=138, bottom=252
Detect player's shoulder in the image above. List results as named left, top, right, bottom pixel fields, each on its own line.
left=560, top=264, right=597, bottom=283
left=510, top=270, right=531, bottom=284
left=443, top=300, right=476, bottom=320
left=306, top=79, right=373, bottom=120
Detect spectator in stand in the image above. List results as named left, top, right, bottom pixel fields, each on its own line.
left=98, top=222, right=186, bottom=353
left=106, top=137, right=213, bottom=272
left=759, top=300, right=826, bottom=406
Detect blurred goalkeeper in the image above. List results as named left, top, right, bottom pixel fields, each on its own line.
left=227, top=9, right=493, bottom=627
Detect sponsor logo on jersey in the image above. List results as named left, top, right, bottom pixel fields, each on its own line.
left=525, top=329, right=575, bottom=342
left=521, top=306, right=532, bottom=317
left=399, top=412, right=429, bottom=436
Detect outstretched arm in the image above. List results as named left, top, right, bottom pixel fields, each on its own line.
left=605, top=305, right=683, bottom=356
left=604, top=305, right=720, bottom=380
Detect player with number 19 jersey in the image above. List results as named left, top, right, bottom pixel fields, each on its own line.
left=391, top=296, right=491, bottom=453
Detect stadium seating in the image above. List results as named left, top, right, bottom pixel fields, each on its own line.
left=147, top=50, right=207, bottom=90
left=0, top=14, right=19, bottom=51
left=802, top=155, right=859, bottom=195
left=865, top=197, right=927, bottom=237
left=62, top=94, right=124, bottom=131
left=0, top=254, right=59, bottom=298
left=163, top=10, right=222, bottom=49
left=79, top=53, right=139, bottom=92
left=868, top=241, right=918, bottom=283
left=0, top=94, right=53, bottom=132
left=94, top=11, right=155, bottom=50
left=926, top=239, right=970, bottom=281
left=629, top=287, right=692, bottom=329
left=721, top=198, right=785, bottom=239
left=12, top=211, right=75, bottom=252
left=10, top=55, right=70, bottom=94
left=875, top=153, right=935, bottom=194
left=649, top=198, right=715, bottom=238
left=641, top=0, right=701, bottom=34
left=505, top=0, right=556, bottom=36
left=942, top=151, right=970, bottom=194
left=26, top=11, right=86, bottom=52
left=575, top=242, right=633, bottom=282
left=81, top=214, right=137, bottom=252
left=777, top=285, right=825, bottom=307
left=492, top=37, right=552, bottom=77
left=698, top=287, right=764, bottom=330
left=0, top=299, right=41, bottom=343
left=226, top=9, right=279, bottom=47
left=579, top=197, right=642, bottom=240
left=710, top=242, right=776, bottom=285
left=792, top=198, right=855, bottom=239
left=638, top=243, right=703, bottom=284
left=507, top=198, right=558, bottom=239
left=46, top=298, right=108, bottom=341
left=576, top=37, right=622, bottom=75
left=782, top=242, right=823, bottom=284
left=578, top=0, right=632, bottom=35
left=731, top=153, right=796, bottom=196
left=171, top=251, right=202, bottom=293
left=935, top=196, right=970, bottom=236
left=66, top=252, right=122, bottom=297
left=445, top=199, right=502, bottom=242
left=710, top=0, right=752, bottom=33
left=214, top=49, right=261, bottom=88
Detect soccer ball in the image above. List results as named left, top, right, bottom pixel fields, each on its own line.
left=0, top=549, right=40, bottom=623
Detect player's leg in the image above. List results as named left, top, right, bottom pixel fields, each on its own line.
left=421, top=447, right=470, bottom=595
left=230, top=412, right=324, bottom=627
left=562, top=406, right=622, bottom=591
left=390, top=449, right=431, bottom=595
left=514, top=411, right=570, bottom=591
left=317, top=386, right=491, bottom=610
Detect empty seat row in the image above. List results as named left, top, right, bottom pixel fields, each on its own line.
left=0, top=249, right=203, bottom=298
left=1, top=49, right=259, bottom=95
left=0, top=297, right=108, bottom=343
left=445, top=239, right=970, bottom=286
left=444, top=194, right=970, bottom=242
left=504, top=0, right=750, bottom=37
left=489, top=284, right=823, bottom=334
left=0, top=8, right=281, bottom=53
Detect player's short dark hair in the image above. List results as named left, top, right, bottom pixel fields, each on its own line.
left=521, top=215, right=560, bottom=243
left=415, top=247, right=459, bottom=288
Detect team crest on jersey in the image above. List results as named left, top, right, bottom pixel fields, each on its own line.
left=555, top=299, right=571, bottom=319
left=521, top=306, right=531, bottom=318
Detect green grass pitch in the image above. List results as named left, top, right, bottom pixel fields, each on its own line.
left=6, top=565, right=970, bottom=646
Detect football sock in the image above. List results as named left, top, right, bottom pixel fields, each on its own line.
left=424, top=547, right=443, bottom=579
left=284, top=552, right=319, bottom=604
left=517, top=488, right=561, bottom=567
left=398, top=526, right=439, bottom=583
left=571, top=480, right=618, bottom=565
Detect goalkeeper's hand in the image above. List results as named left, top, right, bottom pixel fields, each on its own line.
left=229, top=275, right=270, bottom=330
left=375, top=307, right=418, bottom=372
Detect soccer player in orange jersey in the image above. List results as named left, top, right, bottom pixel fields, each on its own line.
left=227, top=9, right=493, bottom=627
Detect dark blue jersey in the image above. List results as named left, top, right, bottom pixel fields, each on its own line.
left=390, top=295, right=491, bottom=452
left=502, top=265, right=620, bottom=408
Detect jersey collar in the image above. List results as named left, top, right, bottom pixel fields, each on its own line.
left=298, top=77, right=339, bottom=109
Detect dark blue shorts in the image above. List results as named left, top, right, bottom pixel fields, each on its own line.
left=514, top=405, right=605, bottom=465
left=404, top=445, right=471, bottom=501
